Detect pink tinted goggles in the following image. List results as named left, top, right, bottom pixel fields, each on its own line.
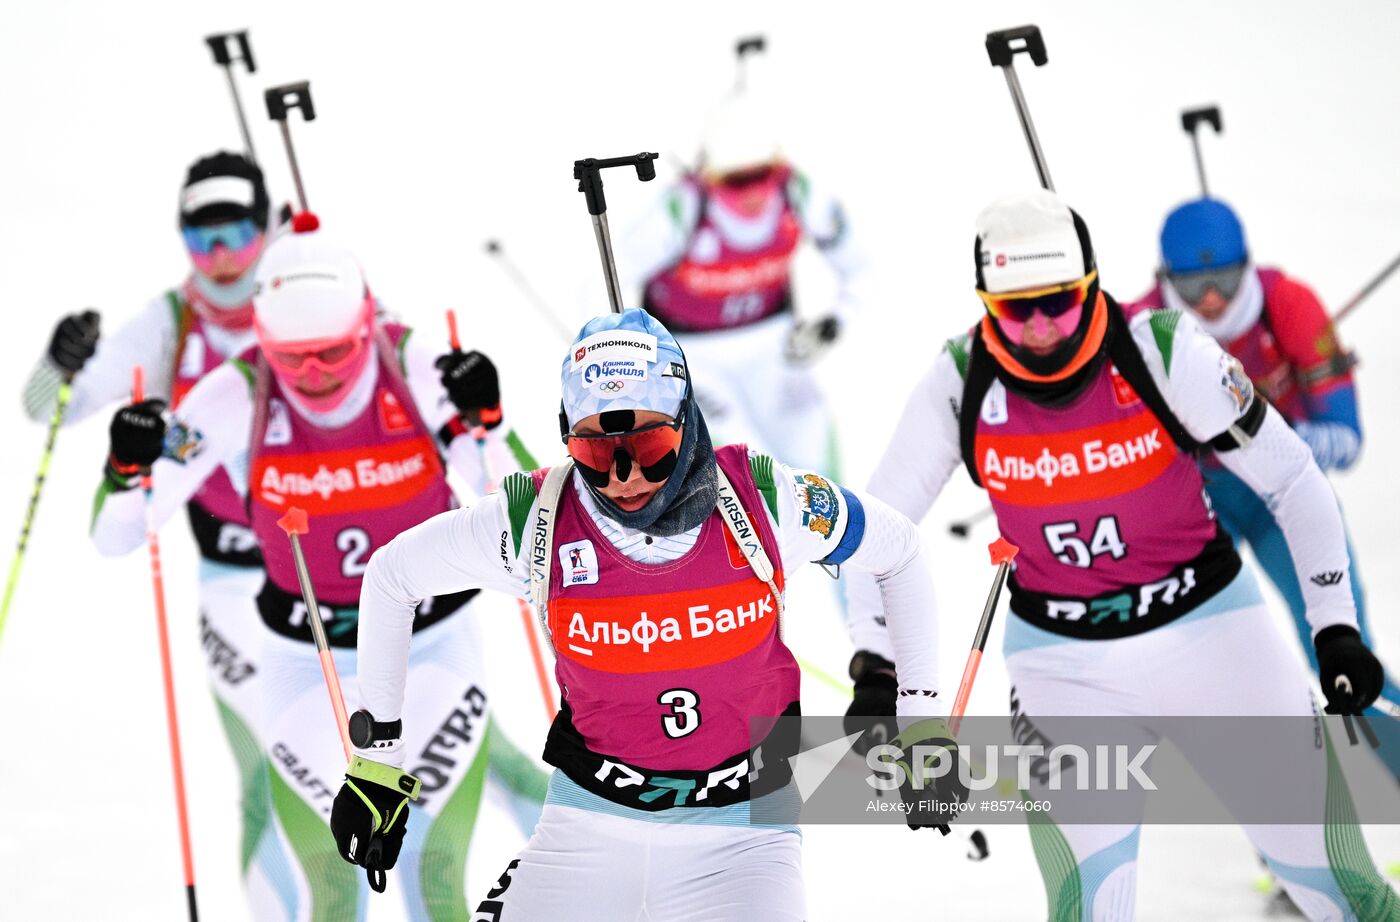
left=257, top=299, right=375, bottom=413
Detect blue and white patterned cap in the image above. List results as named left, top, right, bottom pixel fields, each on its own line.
left=560, top=308, right=689, bottom=429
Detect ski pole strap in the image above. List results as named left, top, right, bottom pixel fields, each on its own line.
left=528, top=463, right=573, bottom=652
left=347, top=756, right=422, bottom=801
left=714, top=467, right=784, bottom=628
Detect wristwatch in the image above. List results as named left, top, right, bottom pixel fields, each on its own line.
left=348, top=709, right=403, bottom=751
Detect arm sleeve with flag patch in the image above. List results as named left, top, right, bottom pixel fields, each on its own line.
left=89, top=362, right=253, bottom=556
left=766, top=456, right=942, bottom=718
left=1267, top=274, right=1361, bottom=470
left=1133, top=308, right=1358, bottom=637
left=357, top=494, right=527, bottom=767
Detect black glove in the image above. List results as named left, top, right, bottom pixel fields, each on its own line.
left=844, top=651, right=898, bottom=756
left=330, top=756, right=422, bottom=893
left=892, top=718, right=969, bottom=833
left=108, top=399, right=167, bottom=472
left=1315, top=625, right=1383, bottom=715
left=47, top=310, right=101, bottom=375
left=784, top=315, right=841, bottom=364
left=434, top=349, right=502, bottom=429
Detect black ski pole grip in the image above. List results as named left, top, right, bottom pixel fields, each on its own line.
left=986, top=25, right=1048, bottom=68
left=736, top=35, right=766, bottom=58
left=573, top=152, right=659, bottom=216
left=265, top=81, right=316, bottom=122
left=1181, top=105, right=1223, bottom=135
left=205, top=30, right=256, bottom=72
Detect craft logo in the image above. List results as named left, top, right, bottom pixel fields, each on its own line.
left=558, top=539, right=599, bottom=586
left=796, top=473, right=841, bottom=538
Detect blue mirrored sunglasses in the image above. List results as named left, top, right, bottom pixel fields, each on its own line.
left=181, top=219, right=262, bottom=256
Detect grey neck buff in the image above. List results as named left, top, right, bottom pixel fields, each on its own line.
left=586, top=400, right=718, bottom=537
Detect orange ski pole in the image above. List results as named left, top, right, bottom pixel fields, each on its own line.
left=447, top=310, right=558, bottom=722
left=133, top=367, right=199, bottom=921
left=948, top=537, right=1019, bottom=737
left=274, top=507, right=353, bottom=759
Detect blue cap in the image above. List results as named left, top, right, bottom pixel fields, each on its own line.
left=560, top=308, right=689, bottom=429
left=1159, top=198, right=1248, bottom=273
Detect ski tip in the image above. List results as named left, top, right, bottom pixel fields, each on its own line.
left=277, top=506, right=310, bottom=536
left=988, top=537, right=1019, bottom=565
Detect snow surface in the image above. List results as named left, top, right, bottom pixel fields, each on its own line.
left=0, top=1, right=1396, bottom=919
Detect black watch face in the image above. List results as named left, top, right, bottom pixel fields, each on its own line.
left=348, top=710, right=373, bottom=749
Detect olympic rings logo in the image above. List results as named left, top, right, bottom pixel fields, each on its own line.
left=598, top=380, right=626, bottom=393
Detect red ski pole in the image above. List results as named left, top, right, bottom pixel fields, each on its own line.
left=276, top=507, right=413, bottom=892
left=133, top=367, right=200, bottom=921
left=949, top=537, right=1019, bottom=737
left=446, top=310, right=558, bottom=722
left=274, top=507, right=353, bottom=759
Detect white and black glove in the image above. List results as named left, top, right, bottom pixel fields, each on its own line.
left=785, top=315, right=841, bottom=365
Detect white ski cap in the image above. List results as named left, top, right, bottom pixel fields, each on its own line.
left=976, top=190, right=1086, bottom=293
left=252, top=218, right=368, bottom=343
left=701, top=92, right=781, bottom=176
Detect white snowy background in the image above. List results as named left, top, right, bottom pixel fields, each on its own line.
left=0, top=1, right=1397, bottom=919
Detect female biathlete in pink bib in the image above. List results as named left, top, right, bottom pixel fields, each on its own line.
left=336, top=307, right=953, bottom=921
left=25, top=151, right=281, bottom=906
left=845, top=190, right=1396, bottom=920
left=90, top=216, right=547, bottom=921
